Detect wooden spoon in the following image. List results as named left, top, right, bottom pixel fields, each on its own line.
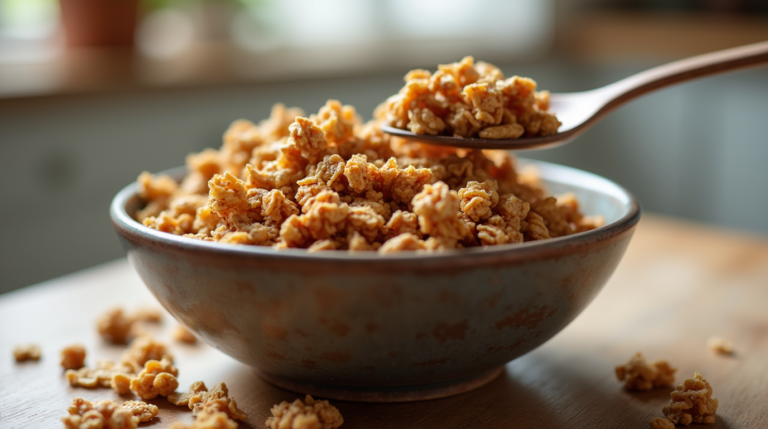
left=382, top=41, right=768, bottom=150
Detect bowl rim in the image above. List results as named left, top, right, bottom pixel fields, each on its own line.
left=111, top=158, right=641, bottom=264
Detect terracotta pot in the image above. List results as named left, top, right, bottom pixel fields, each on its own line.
left=59, top=0, right=139, bottom=47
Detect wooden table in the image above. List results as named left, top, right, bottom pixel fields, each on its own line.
left=2, top=214, right=767, bottom=428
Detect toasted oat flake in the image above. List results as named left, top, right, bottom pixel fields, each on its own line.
left=61, top=344, right=86, bottom=370
left=174, top=325, right=198, bottom=344
left=65, top=359, right=136, bottom=391
left=662, top=372, right=719, bottom=425
left=266, top=395, right=343, bottom=429
left=132, top=307, right=163, bottom=323
left=96, top=308, right=135, bottom=344
left=13, top=344, right=41, bottom=362
left=62, top=398, right=157, bottom=429
left=649, top=417, right=675, bottom=429
left=707, top=337, right=734, bottom=355
left=615, top=352, right=676, bottom=391
left=169, top=382, right=247, bottom=421
left=129, top=358, right=179, bottom=399
left=168, top=410, right=238, bottom=429
left=138, top=88, right=598, bottom=252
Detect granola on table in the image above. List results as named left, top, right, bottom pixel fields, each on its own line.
left=379, top=56, right=560, bottom=139
left=615, top=352, right=676, bottom=391
left=266, top=395, right=343, bottom=429
left=136, top=97, right=600, bottom=253
left=662, top=372, right=719, bottom=425
left=62, top=398, right=158, bottom=429
left=60, top=344, right=86, bottom=370
left=13, top=344, right=41, bottom=362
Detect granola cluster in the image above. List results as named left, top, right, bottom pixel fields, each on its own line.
left=61, top=398, right=158, bottom=429
left=173, top=325, right=198, bottom=344
left=661, top=372, right=719, bottom=425
left=65, top=335, right=172, bottom=394
left=60, top=344, right=86, bottom=370
left=95, top=307, right=164, bottom=345
left=707, top=337, right=734, bottom=355
left=379, top=56, right=560, bottom=139
left=137, top=98, right=599, bottom=253
left=615, top=352, right=676, bottom=391
left=169, top=382, right=247, bottom=421
left=129, top=358, right=179, bottom=399
left=266, top=395, right=343, bottom=429
left=13, top=344, right=41, bottom=362
left=169, top=411, right=238, bottom=429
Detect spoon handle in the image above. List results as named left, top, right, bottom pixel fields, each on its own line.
left=600, top=41, right=768, bottom=105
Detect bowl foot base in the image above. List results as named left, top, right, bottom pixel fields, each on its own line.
left=253, top=366, right=504, bottom=403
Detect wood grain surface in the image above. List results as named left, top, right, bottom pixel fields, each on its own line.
left=1, top=214, right=767, bottom=428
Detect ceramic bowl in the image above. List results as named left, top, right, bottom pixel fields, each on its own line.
left=111, top=159, right=640, bottom=402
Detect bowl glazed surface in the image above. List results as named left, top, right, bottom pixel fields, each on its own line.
left=111, top=159, right=640, bottom=401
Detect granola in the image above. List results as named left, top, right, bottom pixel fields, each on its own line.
left=266, top=395, right=343, bottom=429
left=169, top=382, right=247, bottom=421
left=707, top=337, right=734, bottom=355
left=138, top=92, right=599, bottom=252
left=13, top=344, right=41, bottom=362
left=650, top=417, right=675, bottom=429
left=96, top=308, right=135, bottom=344
left=615, top=352, right=676, bottom=391
left=62, top=398, right=157, bottom=429
left=129, top=358, right=179, bottom=399
left=174, top=325, right=198, bottom=344
left=65, top=359, right=136, bottom=393
left=61, top=344, right=86, bottom=370
left=662, top=372, right=719, bottom=425
left=168, top=411, right=238, bottom=429
left=380, top=56, right=560, bottom=139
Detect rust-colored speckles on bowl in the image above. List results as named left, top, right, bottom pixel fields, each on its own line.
left=111, top=159, right=640, bottom=402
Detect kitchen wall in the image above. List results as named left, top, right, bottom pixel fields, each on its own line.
left=1, top=59, right=767, bottom=294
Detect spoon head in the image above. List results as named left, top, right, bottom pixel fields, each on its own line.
left=381, top=125, right=576, bottom=150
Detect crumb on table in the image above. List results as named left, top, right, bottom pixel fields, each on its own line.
left=62, top=398, right=158, bottom=429
left=129, top=358, right=179, bottom=400
left=60, top=344, right=86, bottom=370
left=662, top=372, right=719, bottom=425
left=266, top=395, right=343, bottom=429
left=649, top=417, right=675, bottom=429
left=707, top=336, right=734, bottom=355
left=13, top=344, right=41, bottom=362
left=173, top=325, right=197, bottom=344
left=168, top=410, right=237, bottom=429
left=169, top=381, right=247, bottom=421
left=615, top=352, right=676, bottom=390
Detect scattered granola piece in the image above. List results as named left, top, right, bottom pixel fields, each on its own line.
left=61, top=344, right=86, bottom=370
left=62, top=398, right=147, bottom=429
left=615, top=352, right=676, bottom=391
left=132, top=307, right=163, bottom=323
left=13, top=344, right=41, bottom=362
left=707, top=337, right=734, bottom=355
left=662, top=372, right=719, bottom=425
left=266, top=395, right=343, bottom=429
left=65, top=359, right=136, bottom=390
left=121, top=335, right=173, bottom=368
left=174, top=325, right=198, bottom=344
left=96, top=308, right=135, bottom=344
left=168, top=410, right=237, bottom=429
left=120, top=400, right=159, bottom=423
left=169, top=382, right=247, bottom=421
left=129, top=358, right=179, bottom=400
left=650, top=417, right=675, bottom=429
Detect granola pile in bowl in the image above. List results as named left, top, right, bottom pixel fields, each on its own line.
left=110, top=59, right=640, bottom=401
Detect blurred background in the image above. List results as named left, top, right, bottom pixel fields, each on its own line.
left=1, top=0, right=767, bottom=294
